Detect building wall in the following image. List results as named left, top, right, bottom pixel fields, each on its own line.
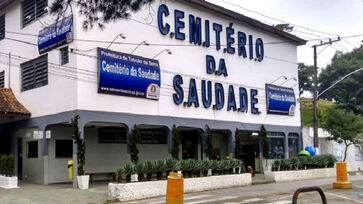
left=15, top=128, right=44, bottom=184
left=0, top=0, right=78, bottom=118
left=73, top=1, right=301, bottom=128
left=302, top=126, right=363, bottom=171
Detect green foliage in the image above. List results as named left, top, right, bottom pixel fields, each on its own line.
left=0, top=154, right=16, bottom=177
left=272, top=155, right=336, bottom=171
left=205, top=125, right=215, bottom=159
left=323, top=107, right=363, bottom=161
left=71, top=115, right=85, bottom=176
left=114, top=168, right=124, bottom=182
left=134, top=162, right=146, bottom=175
left=298, top=63, right=314, bottom=96
left=274, top=23, right=294, bottom=32
left=123, top=164, right=135, bottom=176
left=165, top=158, right=178, bottom=171
left=171, top=125, right=180, bottom=160
left=144, top=160, right=155, bottom=174
left=261, top=125, right=269, bottom=159
left=128, top=125, right=140, bottom=165
left=319, top=47, right=363, bottom=114
left=300, top=98, right=335, bottom=127
left=154, top=160, right=166, bottom=173
left=234, top=129, right=243, bottom=159
left=50, top=0, right=155, bottom=30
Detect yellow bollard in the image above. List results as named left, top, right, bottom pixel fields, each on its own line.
left=166, top=172, right=184, bottom=204
left=333, top=162, right=352, bottom=189
left=68, top=160, right=73, bottom=180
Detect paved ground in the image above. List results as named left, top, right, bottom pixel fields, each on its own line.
left=0, top=175, right=362, bottom=204
left=121, top=176, right=363, bottom=204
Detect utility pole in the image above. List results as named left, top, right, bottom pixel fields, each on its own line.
left=312, top=37, right=340, bottom=154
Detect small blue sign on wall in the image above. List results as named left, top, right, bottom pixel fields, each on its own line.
left=265, top=84, right=296, bottom=116
left=38, top=15, right=73, bottom=54
left=98, top=48, right=161, bottom=100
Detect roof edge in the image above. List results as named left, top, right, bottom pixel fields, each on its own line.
left=183, top=0, right=307, bottom=46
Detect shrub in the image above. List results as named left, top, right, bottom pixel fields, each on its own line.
left=0, top=154, right=16, bottom=177
left=273, top=154, right=336, bottom=171
left=134, top=162, right=146, bottom=175
left=165, top=158, right=178, bottom=171
left=123, top=164, right=135, bottom=176
left=144, top=160, right=155, bottom=174
left=154, top=159, right=166, bottom=173
left=114, top=168, right=124, bottom=182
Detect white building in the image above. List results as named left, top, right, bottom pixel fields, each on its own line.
left=0, top=0, right=306, bottom=185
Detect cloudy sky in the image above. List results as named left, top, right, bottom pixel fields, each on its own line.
left=207, top=0, right=363, bottom=68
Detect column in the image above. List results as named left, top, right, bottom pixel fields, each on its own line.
left=227, top=131, right=235, bottom=158
left=284, top=132, right=289, bottom=159
left=40, top=127, right=49, bottom=185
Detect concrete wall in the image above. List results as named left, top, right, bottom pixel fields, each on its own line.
left=302, top=126, right=363, bottom=171
left=15, top=128, right=44, bottom=184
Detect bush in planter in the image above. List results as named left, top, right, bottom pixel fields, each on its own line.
left=290, top=157, right=300, bottom=170
left=114, top=168, right=124, bottom=183
left=123, top=164, right=135, bottom=182
left=200, top=160, right=212, bottom=176
left=165, top=158, right=178, bottom=177
left=135, top=162, right=147, bottom=181
left=154, top=160, right=167, bottom=180
left=0, top=154, right=15, bottom=177
left=144, top=160, right=155, bottom=181
left=180, top=159, right=196, bottom=178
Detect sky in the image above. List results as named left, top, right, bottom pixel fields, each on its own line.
left=207, top=0, right=363, bottom=68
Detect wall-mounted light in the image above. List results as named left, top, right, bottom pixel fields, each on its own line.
left=106, top=33, right=126, bottom=49
left=280, top=77, right=297, bottom=86
left=270, top=76, right=287, bottom=84
left=130, top=40, right=149, bottom=54
left=152, top=49, right=172, bottom=59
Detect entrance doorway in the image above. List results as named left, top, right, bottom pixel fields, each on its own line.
left=238, top=131, right=260, bottom=173
left=17, top=138, right=23, bottom=179
left=0, top=132, right=11, bottom=154
left=180, top=129, right=200, bottom=160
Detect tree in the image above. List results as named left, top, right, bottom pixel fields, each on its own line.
left=171, top=125, right=180, bottom=160
left=128, top=125, right=140, bottom=165
left=274, top=24, right=294, bottom=33
left=234, top=129, right=243, bottom=159
left=71, top=115, right=85, bottom=175
left=205, top=125, right=215, bottom=159
left=50, top=0, right=155, bottom=30
left=261, top=125, right=269, bottom=160
left=298, top=63, right=314, bottom=96
left=319, top=47, right=363, bottom=114
left=323, top=107, right=363, bottom=161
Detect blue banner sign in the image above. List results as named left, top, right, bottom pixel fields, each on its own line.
left=98, top=48, right=161, bottom=100
left=38, top=15, right=73, bottom=54
left=265, top=84, right=296, bottom=116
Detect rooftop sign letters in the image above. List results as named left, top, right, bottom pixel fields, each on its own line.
left=38, top=15, right=73, bottom=54
left=98, top=48, right=161, bottom=100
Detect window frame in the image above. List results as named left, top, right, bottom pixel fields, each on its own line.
left=27, top=140, right=38, bottom=158
left=139, top=129, right=168, bottom=144
left=0, top=70, right=4, bottom=88
left=0, top=14, right=4, bottom=41
left=20, top=54, right=48, bottom=91
left=98, top=127, right=127, bottom=144
left=22, top=0, right=48, bottom=27
left=55, top=139, right=73, bottom=158
left=60, top=46, right=69, bottom=65
left=267, top=131, right=285, bottom=159
left=288, top=133, right=299, bottom=158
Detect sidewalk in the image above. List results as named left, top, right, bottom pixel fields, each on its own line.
left=0, top=175, right=362, bottom=204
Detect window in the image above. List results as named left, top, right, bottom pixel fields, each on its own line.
left=0, top=71, right=4, bottom=88
left=139, top=129, right=167, bottom=144
left=21, top=54, right=48, bottom=91
left=98, top=127, right=127, bottom=143
left=22, top=0, right=48, bottom=27
left=267, top=132, right=285, bottom=159
left=60, top=46, right=69, bottom=65
left=288, top=133, right=299, bottom=158
left=0, top=14, right=4, bottom=40
left=55, top=140, right=73, bottom=158
left=27, top=141, right=38, bottom=158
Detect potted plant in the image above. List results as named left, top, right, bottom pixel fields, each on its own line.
left=114, top=168, right=125, bottom=183
left=135, top=162, right=146, bottom=182
left=144, top=160, right=154, bottom=181
left=210, top=160, right=219, bottom=176
left=123, top=164, right=134, bottom=183
left=0, top=154, right=17, bottom=189
left=154, top=160, right=166, bottom=180
left=165, top=158, right=177, bottom=178
left=71, top=115, right=89, bottom=190
left=201, top=160, right=210, bottom=177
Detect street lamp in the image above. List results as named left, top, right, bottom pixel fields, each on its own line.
left=153, top=49, right=172, bottom=59
left=106, top=33, right=126, bottom=49
left=131, top=41, right=149, bottom=54
left=270, top=76, right=287, bottom=84
left=280, top=77, right=297, bottom=86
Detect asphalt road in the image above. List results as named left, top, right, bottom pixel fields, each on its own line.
left=120, top=175, right=363, bottom=204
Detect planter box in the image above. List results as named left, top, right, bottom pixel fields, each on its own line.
left=77, top=175, right=90, bottom=190
left=0, top=175, right=18, bottom=189
left=109, top=173, right=252, bottom=201
left=264, top=168, right=336, bottom=182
